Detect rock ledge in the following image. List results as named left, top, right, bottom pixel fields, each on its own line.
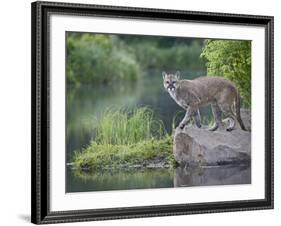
left=173, top=126, right=251, bottom=166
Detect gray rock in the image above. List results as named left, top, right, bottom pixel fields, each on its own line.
left=173, top=110, right=251, bottom=166
left=240, top=109, right=251, bottom=131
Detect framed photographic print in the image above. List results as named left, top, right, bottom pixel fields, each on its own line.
left=31, top=1, right=274, bottom=224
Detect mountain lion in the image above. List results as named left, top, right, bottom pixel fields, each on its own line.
left=163, top=71, right=246, bottom=131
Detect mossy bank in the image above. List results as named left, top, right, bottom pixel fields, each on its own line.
left=73, top=135, right=175, bottom=172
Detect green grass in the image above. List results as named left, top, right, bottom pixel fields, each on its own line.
left=94, top=107, right=166, bottom=145
left=72, top=107, right=175, bottom=171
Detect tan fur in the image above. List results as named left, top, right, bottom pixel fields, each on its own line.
left=163, top=71, right=246, bottom=131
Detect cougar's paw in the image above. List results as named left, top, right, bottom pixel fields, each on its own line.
left=226, top=127, right=234, bottom=132
left=195, top=122, right=202, bottom=128
left=208, top=124, right=218, bottom=131
left=179, top=123, right=186, bottom=130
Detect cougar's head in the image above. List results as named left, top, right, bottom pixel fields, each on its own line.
left=162, top=71, right=180, bottom=92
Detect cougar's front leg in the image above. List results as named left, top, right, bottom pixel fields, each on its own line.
left=179, top=106, right=195, bottom=130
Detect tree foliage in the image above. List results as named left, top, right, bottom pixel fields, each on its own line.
left=201, top=40, right=251, bottom=106
left=133, top=40, right=205, bottom=71
left=66, top=33, right=140, bottom=85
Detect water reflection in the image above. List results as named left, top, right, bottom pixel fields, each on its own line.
left=66, top=168, right=174, bottom=193
left=67, top=165, right=251, bottom=193
left=174, top=165, right=251, bottom=187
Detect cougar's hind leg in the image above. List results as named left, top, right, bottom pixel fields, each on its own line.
left=219, top=103, right=236, bottom=131
left=193, top=109, right=202, bottom=128
left=209, top=102, right=222, bottom=131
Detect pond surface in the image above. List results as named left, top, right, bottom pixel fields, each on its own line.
left=67, top=165, right=251, bottom=192
left=66, top=70, right=251, bottom=193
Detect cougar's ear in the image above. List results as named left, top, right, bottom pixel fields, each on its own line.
left=162, top=71, right=167, bottom=80
left=175, top=71, right=180, bottom=80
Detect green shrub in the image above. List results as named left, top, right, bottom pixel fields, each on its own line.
left=201, top=40, right=251, bottom=107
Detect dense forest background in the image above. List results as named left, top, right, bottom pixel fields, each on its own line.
left=66, top=32, right=251, bottom=106
left=66, top=33, right=205, bottom=83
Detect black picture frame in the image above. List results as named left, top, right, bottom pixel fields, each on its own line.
left=31, top=1, right=274, bottom=224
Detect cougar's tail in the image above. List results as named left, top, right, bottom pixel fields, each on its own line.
left=235, top=92, right=247, bottom=131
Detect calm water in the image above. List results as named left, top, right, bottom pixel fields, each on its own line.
left=66, top=70, right=251, bottom=193
left=67, top=165, right=251, bottom=192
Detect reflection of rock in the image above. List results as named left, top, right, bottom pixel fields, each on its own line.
left=173, top=165, right=251, bottom=187
left=173, top=110, right=251, bottom=166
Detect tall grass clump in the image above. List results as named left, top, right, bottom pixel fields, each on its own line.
left=72, top=107, right=175, bottom=171
left=94, top=107, right=166, bottom=145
